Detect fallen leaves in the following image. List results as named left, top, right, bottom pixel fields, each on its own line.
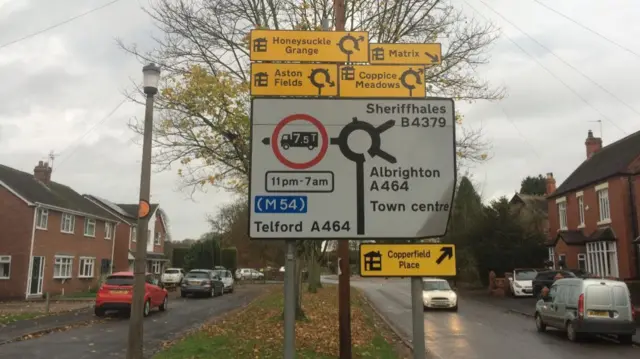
left=156, top=284, right=401, bottom=358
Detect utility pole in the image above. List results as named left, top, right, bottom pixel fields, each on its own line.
left=126, top=63, right=161, bottom=359
left=333, top=1, right=352, bottom=358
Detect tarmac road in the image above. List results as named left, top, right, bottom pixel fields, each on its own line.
left=336, top=278, right=639, bottom=359
left=0, top=285, right=268, bottom=359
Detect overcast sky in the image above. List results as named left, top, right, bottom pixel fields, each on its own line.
left=1, top=0, right=638, bottom=241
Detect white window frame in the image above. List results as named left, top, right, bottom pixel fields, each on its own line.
left=36, top=208, right=48, bottom=230
left=105, top=223, right=113, bottom=240
left=131, top=227, right=137, bottom=242
left=53, top=256, right=74, bottom=279
left=61, top=213, right=75, bottom=234
left=84, top=218, right=96, bottom=238
left=577, top=253, right=587, bottom=271
left=0, top=255, right=11, bottom=279
left=151, top=260, right=161, bottom=274
left=596, top=184, right=611, bottom=224
left=154, top=232, right=161, bottom=245
left=576, top=193, right=585, bottom=228
left=557, top=201, right=568, bottom=230
left=586, top=241, right=618, bottom=278
left=78, top=257, right=95, bottom=278
left=547, top=247, right=555, bottom=269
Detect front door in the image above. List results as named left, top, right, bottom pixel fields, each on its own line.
left=29, top=256, right=45, bottom=295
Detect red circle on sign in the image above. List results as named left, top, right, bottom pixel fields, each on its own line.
left=271, top=114, right=329, bottom=169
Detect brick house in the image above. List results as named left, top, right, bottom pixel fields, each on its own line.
left=84, top=196, right=169, bottom=275
left=546, top=130, right=640, bottom=280
left=0, top=162, right=120, bottom=300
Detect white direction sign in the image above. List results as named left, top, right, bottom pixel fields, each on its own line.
left=249, top=98, right=456, bottom=239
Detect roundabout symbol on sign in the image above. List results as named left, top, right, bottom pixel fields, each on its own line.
left=266, top=114, right=329, bottom=169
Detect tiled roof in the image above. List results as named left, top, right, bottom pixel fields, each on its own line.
left=551, top=129, right=640, bottom=197
left=554, top=230, right=588, bottom=246
left=0, top=164, right=118, bottom=221
left=116, top=203, right=160, bottom=218
left=586, top=227, right=616, bottom=242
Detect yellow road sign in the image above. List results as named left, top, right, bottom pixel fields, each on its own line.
left=359, top=243, right=456, bottom=277
left=369, top=43, right=442, bottom=65
left=338, top=65, right=426, bottom=98
left=251, top=63, right=338, bottom=97
left=250, top=30, right=369, bottom=63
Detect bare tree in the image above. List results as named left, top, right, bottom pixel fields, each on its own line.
left=119, top=0, right=503, bottom=193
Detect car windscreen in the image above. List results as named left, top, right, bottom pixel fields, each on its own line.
left=106, top=275, right=134, bottom=286
left=164, top=269, right=180, bottom=274
left=212, top=270, right=224, bottom=277
left=185, top=272, right=210, bottom=279
left=423, top=281, right=451, bottom=291
left=514, top=269, right=537, bottom=280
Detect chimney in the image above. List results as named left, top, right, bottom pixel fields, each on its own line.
left=545, top=172, right=556, bottom=195
left=585, top=130, right=602, bottom=159
left=34, top=161, right=52, bottom=185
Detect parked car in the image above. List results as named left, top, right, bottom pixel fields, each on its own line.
left=509, top=268, right=537, bottom=297
left=422, top=278, right=458, bottom=311
left=535, top=278, right=636, bottom=344
left=532, top=270, right=577, bottom=297
left=161, top=268, right=185, bottom=285
left=94, top=271, right=168, bottom=317
left=213, top=269, right=235, bottom=293
left=180, top=269, right=224, bottom=298
left=236, top=268, right=265, bottom=280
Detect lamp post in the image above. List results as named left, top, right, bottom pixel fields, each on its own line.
left=126, top=63, right=161, bottom=359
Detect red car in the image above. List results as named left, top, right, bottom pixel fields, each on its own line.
left=94, top=271, right=168, bottom=317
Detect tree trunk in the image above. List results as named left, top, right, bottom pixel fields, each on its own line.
left=294, top=256, right=305, bottom=320
left=307, top=248, right=318, bottom=293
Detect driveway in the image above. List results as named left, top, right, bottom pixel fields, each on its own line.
left=0, top=285, right=268, bottom=359
left=341, top=278, right=639, bottom=359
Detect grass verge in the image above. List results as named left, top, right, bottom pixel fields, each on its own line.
left=154, top=285, right=408, bottom=358
left=0, top=312, right=41, bottom=325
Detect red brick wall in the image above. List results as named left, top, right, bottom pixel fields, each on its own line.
left=32, top=211, right=114, bottom=296
left=553, top=239, right=584, bottom=269
left=0, top=187, right=34, bottom=299
left=548, top=176, right=637, bottom=279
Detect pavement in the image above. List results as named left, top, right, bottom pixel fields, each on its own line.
left=326, top=277, right=640, bottom=359
left=0, top=285, right=269, bottom=359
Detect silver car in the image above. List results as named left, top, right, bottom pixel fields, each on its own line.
left=213, top=269, right=235, bottom=293
left=180, top=270, right=224, bottom=298
left=535, top=278, right=636, bottom=343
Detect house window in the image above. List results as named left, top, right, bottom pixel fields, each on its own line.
left=558, top=254, right=567, bottom=268
left=78, top=257, right=95, bottom=278
left=105, top=223, right=113, bottom=240
left=150, top=260, right=161, bottom=274
left=36, top=208, right=48, bottom=230
left=61, top=213, right=75, bottom=234
left=558, top=202, right=567, bottom=229
left=154, top=232, right=161, bottom=245
left=547, top=247, right=555, bottom=269
left=131, top=227, right=137, bottom=242
left=597, top=188, right=610, bottom=222
left=577, top=195, right=585, bottom=226
left=100, top=259, right=112, bottom=274
left=578, top=254, right=587, bottom=271
left=0, top=256, right=10, bottom=279
left=54, top=256, right=73, bottom=279
left=84, top=218, right=96, bottom=237
left=586, top=241, right=618, bottom=278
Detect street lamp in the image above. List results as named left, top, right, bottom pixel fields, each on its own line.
left=126, top=63, right=161, bottom=359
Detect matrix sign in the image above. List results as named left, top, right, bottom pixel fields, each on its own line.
left=248, top=98, right=456, bottom=239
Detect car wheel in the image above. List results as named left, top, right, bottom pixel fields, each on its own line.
left=618, top=334, right=633, bottom=345
left=229, top=287, right=234, bottom=293
left=451, top=305, right=458, bottom=312
left=209, top=288, right=214, bottom=298
left=143, top=300, right=151, bottom=317
left=566, top=321, right=579, bottom=342
left=159, top=296, right=168, bottom=311
left=180, top=291, right=187, bottom=298
left=535, top=313, right=546, bottom=332
left=94, top=308, right=105, bottom=317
